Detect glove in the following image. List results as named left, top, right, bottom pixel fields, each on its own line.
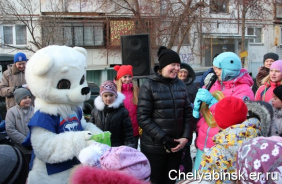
left=195, top=88, right=218, bottom=108
left=162, top=135, right=178, bottom=153
left=193, top=100, right=201, bottom=118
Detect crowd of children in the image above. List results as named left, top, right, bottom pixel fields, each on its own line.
left=0, top=48, right=282, bottom=184
left=193, top=54, right=282, bottom=184
left=198, top=97, right=269, bottom=183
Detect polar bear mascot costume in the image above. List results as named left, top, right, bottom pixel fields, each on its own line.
left=23, top=45, right=103, bottom=184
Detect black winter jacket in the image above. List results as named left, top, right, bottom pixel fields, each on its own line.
left=90, top=92, right=135, bottom=148
left=137, top=71, right=193, bottom=154
left=180, top=62, right=198, bottom=104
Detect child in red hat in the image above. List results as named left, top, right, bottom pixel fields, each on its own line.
left=198, top=96, right=268, bottom=184
left=114, top=65, right=140, bottom=149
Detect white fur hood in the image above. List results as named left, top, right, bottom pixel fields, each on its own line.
left=94, top=92, right=125, bottom=111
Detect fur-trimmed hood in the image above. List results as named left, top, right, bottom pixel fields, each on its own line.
left=245, top=100, right=273, bottom=136
left=180, top=62, right=196, bottom=84
left=94, top=92, right=125, bottom=111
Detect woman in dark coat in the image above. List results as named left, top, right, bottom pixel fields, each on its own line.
left=90, top=80, right=135, bottom=148
left=178, top=62, right=198, bottom=174
left=178, top=62, right=198, bottom=104
left=137, top=46, right=193, bottom=184
left=252, top=52, right=279, bottom=94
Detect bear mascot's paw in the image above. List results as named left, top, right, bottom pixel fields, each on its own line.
left=24, top=45, right=103, bottom=184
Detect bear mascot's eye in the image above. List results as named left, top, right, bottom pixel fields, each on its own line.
left=57, top=79, right=71, bottom=89
left=80, top=75, right=85, bottom=85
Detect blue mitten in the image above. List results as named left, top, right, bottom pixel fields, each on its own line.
left=193, top=100, right=201, bottom=118
left=195, top=88, right=218, bottom=108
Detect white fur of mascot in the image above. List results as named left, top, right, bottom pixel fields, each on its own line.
left=23, top=45, right=103, bottom=184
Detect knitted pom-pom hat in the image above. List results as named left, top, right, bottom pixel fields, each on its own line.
left=157, top=46, right=181, bottom=69
left=114, top=65, right=133, bottom=80
left=263, top=52, right=279, bottom=63
left=14, top=52, right=27, bottom=63
left=101, top=146, right=151, bottom=181
left=214, top=96, right=248, bottom=129
left=100, top=80, right=117, bottom=97
left=270, top=60, right=282, bottom=73
left=14, top=88, right=31, bottom=105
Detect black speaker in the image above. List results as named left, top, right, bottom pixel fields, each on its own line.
left=121, top=34, right=151, bottom=76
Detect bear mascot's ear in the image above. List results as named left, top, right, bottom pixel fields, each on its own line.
left=32, top=53, right=54, bottom=76
left=73, top=47, right=87, bottom=57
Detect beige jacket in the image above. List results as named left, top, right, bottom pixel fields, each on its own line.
left=5, top=104, right=34, bottom=154
left=0, top=64, right=26, bottom=110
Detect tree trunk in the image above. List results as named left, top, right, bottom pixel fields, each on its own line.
left=241, top=3, right=246, bottom=67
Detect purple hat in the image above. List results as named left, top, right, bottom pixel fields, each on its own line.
left=100, top=80, right=117, bottom=97
left=237, top=136, right=282, bottom=183
left=100, top=146, right=151, bottom=181
left=270, top=60, right=282, bottom=73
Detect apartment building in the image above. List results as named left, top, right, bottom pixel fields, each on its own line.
left=0, top=0, right=281, bottom=84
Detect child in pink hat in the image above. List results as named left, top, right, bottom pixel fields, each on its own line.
left=255, top=60, right=282, bottom=102
left=78, top=141, right=151, bottom=182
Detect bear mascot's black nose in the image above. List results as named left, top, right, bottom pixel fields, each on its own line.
left=81, top=87, right=90, bottom=95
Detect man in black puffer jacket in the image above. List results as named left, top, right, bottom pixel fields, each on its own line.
left=137, top=46, right=194, bottom=184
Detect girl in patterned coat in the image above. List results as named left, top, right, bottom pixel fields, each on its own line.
left=198, top=97, right=270, bottom=184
